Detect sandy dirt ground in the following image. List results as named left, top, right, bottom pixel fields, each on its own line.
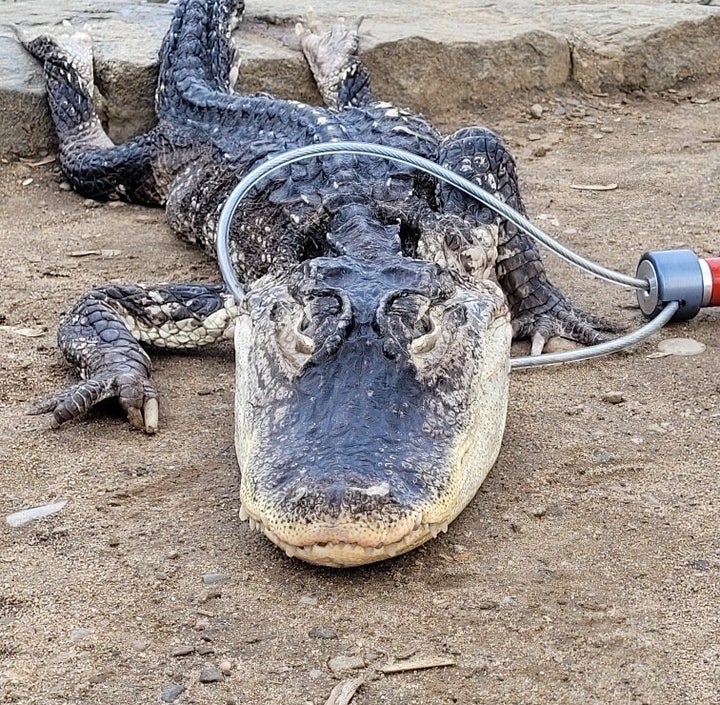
left=1, top=76, right=719, bottom=705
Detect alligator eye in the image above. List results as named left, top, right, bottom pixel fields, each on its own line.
left=413, top=313, right=433, bottom=337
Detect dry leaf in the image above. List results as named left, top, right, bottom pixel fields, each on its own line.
left=6, top=500, right=68, bottom=527
left=324, top=676, right=364, bottom=705
left=19, top=155, right=56, bottom=167
left=68, top=250, right=101, bottom=257
left=569, top=183, right=618, bottom=191
left=0, top=325, right=46, bottom=338
left=378, top=656, right=457, bottom=674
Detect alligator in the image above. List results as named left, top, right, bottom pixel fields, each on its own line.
left=22, top=0, right=617, bottom=567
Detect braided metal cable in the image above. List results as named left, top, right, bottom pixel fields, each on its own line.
left=216, top=141, right=667, bottom=368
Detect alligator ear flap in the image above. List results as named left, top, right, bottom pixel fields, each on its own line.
left=270, top=301, right=316, bottom=374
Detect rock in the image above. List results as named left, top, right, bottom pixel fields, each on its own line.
left=529, top=103, right=544, bottom=118
left=299, top=595, right=318, bottom=607
left=5, top=0, right=719, bottom=157
left=308, top=668, right=324, bottom=680
left=594, top=450, right=615, bottom=464
left=199, top=665, right=225, bottom=683
left=161, top=684, right=186, bottom=703
left=131, top=639, right=149, bottom=652
left=531, top=506, right=547, bottom=518
left=657, top=337, right=706, bottom=356
left=202, top=573, right=229, bottom=585
left=309, top=626, right=337, bottom=640
left=601, top=391, right=625, bottom=404
left=328, top=655, right=365, bottom=673
left=218, top=659, right=233, bottom=675
left=171, top=645, right=195, bottom=657
left=527, top=133, right=542, bottom=141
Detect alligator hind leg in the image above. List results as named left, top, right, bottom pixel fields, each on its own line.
left=436, top=126, right=621, bottom=353
left=19, top=29, right=162, bottom=203
left=296, top=14, right=373, bottom=108
left=30, top=284, right=238, bottom=433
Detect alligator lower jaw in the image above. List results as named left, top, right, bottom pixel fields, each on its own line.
left=239, top=504, right=449, bottom=568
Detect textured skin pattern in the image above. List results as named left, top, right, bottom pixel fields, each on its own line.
left=24, top=0, right=617, bottom=563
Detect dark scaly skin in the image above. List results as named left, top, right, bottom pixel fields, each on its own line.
left=23, top=0, right=618, bottom=564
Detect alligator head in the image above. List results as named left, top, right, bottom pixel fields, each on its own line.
left=233, top=246, right=511, bottom=567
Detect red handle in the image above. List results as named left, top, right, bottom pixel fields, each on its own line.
left=706, top=257, right=720, bottom=307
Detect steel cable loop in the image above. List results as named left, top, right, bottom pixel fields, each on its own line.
left=216, top=142, right=669, bottom=368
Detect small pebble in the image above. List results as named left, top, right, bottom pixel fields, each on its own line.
left=529, top=103, right=544, bottom=118
left=531, top=506, right=547, bottom=518
left=688, top=558, right=710, bottom=572
left=218, top=659, right=233, bottom=675
left=308, top=669, right=324, bottom=680
left=532, top=146, right=549, bottom=157
left=527, top=133, right=542, bottom=141
left=131, top=639, right=149, bottom=652
left=171, top=645, right=195, bottom=657
left=594, top=450, right=615, bottom=464
left=601, top=391, right=625, bottom=404
left=59, top=181, right=72, bottom=191
left=476, top=599, right=500, bottom=610
left=195, top=617, right=210, bottom=631
left=161, top=684, right=186, bottom=703
left=69, top=628, right=93, bottom=643
left=108, top=536, right=121, bottom=547
left=22, top=177, right=34, bottom=186
left=199, top=665, right=225, bottom=683
left=197, top=644, right=214, bottom=655
left=327, top=655, right=365, bottom=673
left=299, top=595, right=318, bottom=607
left=83, top=198, right=103, bottom=209
left=308, top=626, right=337, bottom=640
left=202, top=573, right=229, bottom=585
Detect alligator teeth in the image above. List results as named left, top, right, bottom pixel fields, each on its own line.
left=429, top=522, right=443, bottom=538
left=238, top=504, right=249, bottom=521
left=284, top=544, right=298, bottom=558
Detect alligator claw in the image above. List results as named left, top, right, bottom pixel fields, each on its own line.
left=29, top=373, right=158, bottom=434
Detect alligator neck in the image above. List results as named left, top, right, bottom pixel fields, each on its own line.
left=326, top=203, right=401, bottom=261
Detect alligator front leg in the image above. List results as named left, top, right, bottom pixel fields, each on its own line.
left=30, top=284, right=239, bottom=432
left=436, top=126, right=622, bottom=353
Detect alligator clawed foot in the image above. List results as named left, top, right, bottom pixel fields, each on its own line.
left=296, top=12, right=365, bottom=108
left=513, top=287, right=626, bottom=356
left=28, top=373, right=159, bottom=434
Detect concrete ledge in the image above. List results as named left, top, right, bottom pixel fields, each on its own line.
left=1, top=0, right=719, bottom=156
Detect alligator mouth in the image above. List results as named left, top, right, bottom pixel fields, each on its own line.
left=239, top=503, right=449, bottom=567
